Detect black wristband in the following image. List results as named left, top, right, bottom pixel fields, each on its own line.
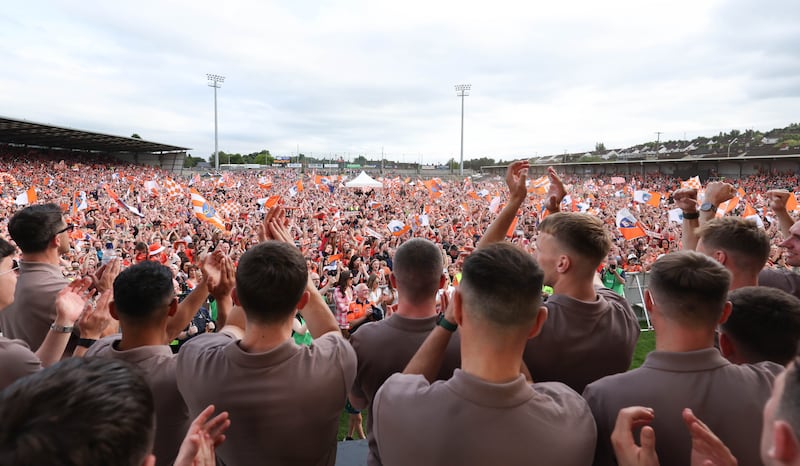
left=76, top=338, right=97, bottom=348
left=682, top=211, right=699, bottom=220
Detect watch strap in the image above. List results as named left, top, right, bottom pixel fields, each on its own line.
left=437, top=314, right=458, bottom=332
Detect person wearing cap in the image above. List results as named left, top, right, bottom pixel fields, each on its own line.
left=149, top=243, right=168, bottom=265
left=600, top=257, right=627, bottom=297
left=625, top=254, right=642, bottom=273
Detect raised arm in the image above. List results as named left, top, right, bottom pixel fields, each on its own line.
left=767, top=189, right=796, bottom=239
left=477, top=161, right=530, bottom=248
left=403, top=292, right=457, bottom=382
left=267, top=207, right=340, bottom=337
left=674, top=188, right=700, bottom=250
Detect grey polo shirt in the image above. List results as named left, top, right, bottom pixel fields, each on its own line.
left=584, top=348, right=782, bottom=466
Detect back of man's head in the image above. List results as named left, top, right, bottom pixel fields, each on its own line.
left=697, top=217, right=770, bottom=272
left=648, top=251, right=731, bottom=328
left=392, top=238, right=443, bottom=304
left=0, top=357, right=155, bottom=466
left=235, top=241, right=307, bottom=324
left=460, top=243, right=544, bottom=328
left=538, top=212, right=610, bottom=268
left=721, top=286, right=800, bottom=365
left=8, top=203, right=64, bottom=253
left=113, top=261, right=176, bottom=324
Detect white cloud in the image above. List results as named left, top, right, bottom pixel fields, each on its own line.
left=0, top=0, right=797, bottom=163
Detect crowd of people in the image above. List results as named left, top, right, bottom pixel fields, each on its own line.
left=2, top=147, right=800, bottom=465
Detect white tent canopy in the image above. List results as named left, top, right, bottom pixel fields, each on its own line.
left=345, top=171, right=383, bottom=188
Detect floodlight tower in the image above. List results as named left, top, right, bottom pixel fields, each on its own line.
left=455, top=84, right=471, bottom=176
left=207, top=74, right=225, bottom=170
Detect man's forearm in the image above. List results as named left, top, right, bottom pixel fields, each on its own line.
left=681, top=219, right=700, bottom=251
left=167, top=281, right=208, bottom=341
left=775, top=209, right=794, bottom=239
left=477, top=197, right=524, bottom=249
left=403, top=326, right=453, bottom=383
left=304, top=284, right=339, bottom=338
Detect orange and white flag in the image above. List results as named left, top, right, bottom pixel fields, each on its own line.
left=14, top=186, right=37, bottom=205
left=190, top=188, right=226, bottom=230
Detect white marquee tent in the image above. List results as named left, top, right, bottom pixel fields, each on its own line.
left=344, top=171, right=383, bottom=188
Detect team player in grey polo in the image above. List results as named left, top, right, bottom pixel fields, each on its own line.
left=583, top=251, right=782, bottom=466
left=477, top=161, right=639, bottom=393
left=349, top=238, right=461, bottom=466
left=373, top=243, right=596, bottom=466
left=176, top=210, right=356, bottom=466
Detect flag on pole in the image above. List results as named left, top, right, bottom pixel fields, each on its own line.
left=163, top=177, right=184, bottom=198
left=715, top=197, right=740, bottom=217
left=364, top=226, right=384, bottom=239
left=387, top=220, right=411, bottom=237
left=216, top=200, right=240, bottom=220
left=190, top=188, right=225, bottom=229
left=743, top=203, right=764, bottom=228
left=633, top=190, right=662, bottom=207
left=14, top=186, right=37, bottom=205
left=668, top=208, right=684, bottom=224
left=528, top=176, right=550, bottom=195
left=506, top=216, right=519, bottom=238
left=258, top=176, right=273, bottom=190
left=103, top=184, right=144, bottom=217
left=616, top=208, right=647, bottom=240
left=681, top=176, right=702, bottom=190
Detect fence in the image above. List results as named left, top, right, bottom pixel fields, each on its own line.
left=622, top=272, right=652, bottom=330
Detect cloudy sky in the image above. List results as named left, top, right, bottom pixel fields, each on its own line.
left=1, top=0, right=798, bottom=163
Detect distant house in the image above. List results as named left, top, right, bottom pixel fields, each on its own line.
left=763, top=137, right=780, bottom=145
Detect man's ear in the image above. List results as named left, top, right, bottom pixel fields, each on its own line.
left=528, top=306, right=549, bottom=339
left=453, top=289, right=464, bottom=326
left=232, top=288, right=240, bottom=306
left=109, top=300, right=119, bottom=321
left=718, top=331, right=735, bottom=360
left=556, top=254, right=570, bottom=274
left=167, top=297, right=179, bottom=317
left=644, top=289, right=654, bottom=313
left=718, top=301, right=732, bottom=325
left=714, top=250, right=727, bottom=266
left=771, top=420, right=800, bottom=463
left=295, top=290, right=310, bottom=310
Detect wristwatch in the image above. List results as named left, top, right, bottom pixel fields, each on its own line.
left=699, top=202, right=716, bottom=212
left=437, top=314, right=458, bottom=332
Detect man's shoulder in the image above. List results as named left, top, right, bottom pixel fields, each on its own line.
left=375, top=372, right=432, bottom=403
left=177, top=332, right=236, bottom=361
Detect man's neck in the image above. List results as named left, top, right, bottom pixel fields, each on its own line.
left=552, top=275, right=597, bottom=302
left=395, top=297, right=437, bottom=319
left=653, top=324, right=717, bottom=353
left=117, top=325, right=171, bottom=351
left=240, top=321, right=293, bottom=353
left=21, top=250, right=60, bottom=266
left=730, top=272, right=759, bottom=290
left=459, top=331, right=526, bottom=384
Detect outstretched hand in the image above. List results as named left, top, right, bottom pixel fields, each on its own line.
left=545, top=166, right=567, bottom=212
left=505, top=160, right=529, bottom=203
left=173, top=404, right=231, bottom=466
left=611, top=406, right=659, bottom=466
left=683, top=408, right=737, bottom=466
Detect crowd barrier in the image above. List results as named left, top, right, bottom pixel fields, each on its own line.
left=622, top=272, right=653, bottom=330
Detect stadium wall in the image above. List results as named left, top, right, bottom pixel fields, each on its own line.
left=113, top=152, right=186, bottom=173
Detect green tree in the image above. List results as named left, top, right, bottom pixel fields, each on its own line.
left=183, top=155, right=201, bottom=168
left=354, top=155, right=368, bottom=166
left=131, top=133, right=142, bottom=139
left=595, top=142, right=606, bottom=152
